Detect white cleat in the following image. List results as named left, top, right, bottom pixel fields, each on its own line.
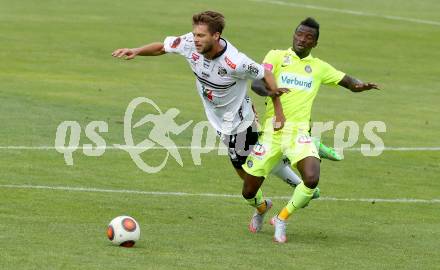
left=270, top=216, right=288, bottom=243
left=248, top=199, right=273, bottom=233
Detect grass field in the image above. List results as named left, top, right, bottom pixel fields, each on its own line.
left=1, top=0, right=439, bottom=269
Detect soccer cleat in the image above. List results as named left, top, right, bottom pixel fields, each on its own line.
left=312, top=187, right=320, bottom=200
left=319, top=144, right=343, bottom=161
left=270, top=216, right=287, bottom=243
left=248, top=199, right=273, bottom=233
left=313, top=137, right=343, bottom=161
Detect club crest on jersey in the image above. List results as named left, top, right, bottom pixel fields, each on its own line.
left=218, top=66, right=227, bottom=77
left=224, top=56, right=236, bottom=69
left=247, top=160, right=253, bottom=168
left=305, top=65, right=312, bottom=73
left=170, top=37, right=181, bottom=49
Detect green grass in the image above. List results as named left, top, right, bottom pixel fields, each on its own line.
left=1, top=188, right=438, bottom=270
left=1, top=0, right=439, bottom=269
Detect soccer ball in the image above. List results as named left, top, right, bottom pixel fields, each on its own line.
left=107, top=216, right=140, bottom=247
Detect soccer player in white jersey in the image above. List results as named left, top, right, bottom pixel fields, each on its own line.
left=111, top=11, right=310, bottom=190
left=112, top=12, right=352, bottom=234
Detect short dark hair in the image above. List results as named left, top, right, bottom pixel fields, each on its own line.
left=192, top=11, right=225, bottom=34
left=297, top=17, right=320, bottom=41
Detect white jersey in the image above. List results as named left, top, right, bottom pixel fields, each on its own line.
left=163, top=32, right=265, bottom=135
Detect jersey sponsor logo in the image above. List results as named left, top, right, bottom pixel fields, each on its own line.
left=206, top=90, right=213, bottom=101
left=202, top=86, right=214, bottom=101
left=279, top=72, right=313, bottom=91
left=305, top=65, right=312, bottom=73
left=203, top=59, right=211, bottom=69
left=192, top=53, right=200, bottom=61
left=262, top=63, right=273, bottom=71
left=245, top=63, right=260, bottom=77
left=297, top=135, right=312, bottom=144
left=170, top=37, right=181, bottom=49
left=183, top=44, right=192, bottom=51
left=201, top=71, right=210, bottom=78
left=229, top=148, right=238, bottom=160
left=238, top=105, right=243, bottom=121
left=252, top=142, right=266, bottom=156
left=224, top=56, right=236, bottom=69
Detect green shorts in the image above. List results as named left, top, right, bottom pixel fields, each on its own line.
left=242, top=129, right=320, bottom=178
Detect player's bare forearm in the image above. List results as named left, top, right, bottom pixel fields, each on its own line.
left=135, top=42, right=166, bottom=56
left=271, top=96, right=285, bottom=131
left=338, top=75, right=380, bottom=92
left=112, top=42, right=166, bottom=60
left=258, top=70, right=290, bottom=97
left=262, top=69, right=278, bottom=93
left=251, top=79, right=270, bottom=96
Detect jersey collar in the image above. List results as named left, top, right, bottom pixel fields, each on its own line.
left=211, top=38, right=228, bottom=60
left=288, top=48, right=314, bottom=61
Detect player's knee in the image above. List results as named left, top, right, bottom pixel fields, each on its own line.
left=241, top=174, right=264, bottom=199
left=302, top=171, right=320, bottom=189
left=242, top=188, right=258, bottom=199
left=242, top=181, right=259, bottom=199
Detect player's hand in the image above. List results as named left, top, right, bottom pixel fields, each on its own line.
left=111, top=48, right=138, bottom=60
left=355, top=82, right=380, bottom=91
left=273, top=112, right=285, bottom=131
left=268, top=88, right=290, bottom=97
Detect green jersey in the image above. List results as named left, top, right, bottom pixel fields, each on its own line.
left=262, top=48, right=345, bottom=130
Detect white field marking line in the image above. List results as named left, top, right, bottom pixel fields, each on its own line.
left=1, top=184, right=439, bottom=204
left=251, top=0, right=440, bottom=26
left=345, top=147, right=440, bottom=151
left=1, top=146, right=440, bottom=151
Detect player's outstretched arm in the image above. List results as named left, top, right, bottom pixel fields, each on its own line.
left=338, top=75, right=380, bottom=92
left=251, top=78, right=290, bottom=97
left=112, top=42, right=166, bottom=60
left=251, top=79, right=270, bottom=96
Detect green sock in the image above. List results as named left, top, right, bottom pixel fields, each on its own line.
left=245, top=189, right=264, bottom=209
left=285, top=182, right=315, bottom=214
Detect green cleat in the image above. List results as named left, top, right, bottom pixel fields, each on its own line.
left=312, top=187, right=320, bottom=199
left=313, top=137, right=343, bottom=161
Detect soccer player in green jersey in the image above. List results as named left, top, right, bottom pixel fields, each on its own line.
left=242, top=17, right=379, bottom=243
